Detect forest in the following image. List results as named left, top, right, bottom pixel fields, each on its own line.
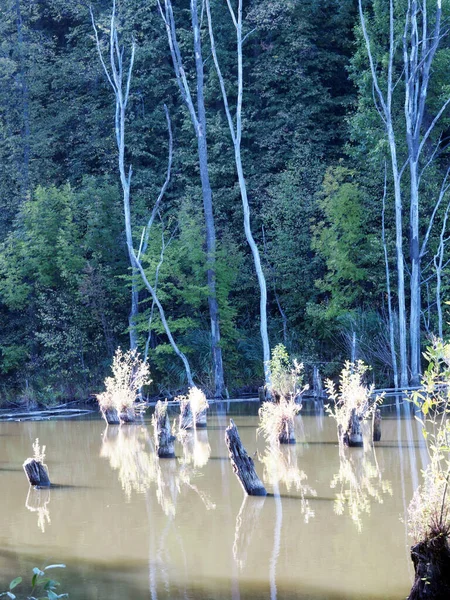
left=1, top=0, right=450, bottom=402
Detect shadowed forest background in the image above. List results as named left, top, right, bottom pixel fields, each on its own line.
left=1, top=0, right=449, bottom=402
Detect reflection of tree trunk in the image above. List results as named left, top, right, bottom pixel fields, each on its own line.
left=25, top=487, right=51, bottom=533
left=408, top=536, right=450, bottom=600
left=373, top=409, right=381, bottom=442
left=154, top=403, right=175, bottom=458
left=233, top=495, right=265, bottom=570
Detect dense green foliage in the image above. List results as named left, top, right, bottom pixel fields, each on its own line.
left=0, top=0, right=449, bottom=401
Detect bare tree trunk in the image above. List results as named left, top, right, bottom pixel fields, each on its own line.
left=225, top=419, right=267, bottom=496
left=382, top=165, right=399, bottom=388
left=206, top=0, right=271, bottom=387
left=434, top=201, right=450, bottom=339
left=91, top=1, right=195, bottom=388
left=14, top=0, right=30, bottom=201
left=358, top=0, right=408, bottom=386
left=158, top=0, right=225, bottom=397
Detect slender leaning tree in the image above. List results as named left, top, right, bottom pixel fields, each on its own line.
left=91, top=0, right=195, bottom=387
left=205, top=0, right=271, bottom=388
left=158, top=0, right=225, bottom=397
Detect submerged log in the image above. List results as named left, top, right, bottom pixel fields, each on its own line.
left=408, top=535, right=450, bottom=600
left=23, top=458, right=51, bottom=487
left=343, top=408, right=363, bottom=447
left=373, top=409, right=382, bottom=442
left=179, top=399, right=193, bottom=430
left=225, top=419, right=266, bottom=496
left=153, top=401, right=175, bottom=458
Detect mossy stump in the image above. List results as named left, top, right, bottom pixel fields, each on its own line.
left=408, top=534, right=450, bottom=600
left=23, top=458, right=51, bottom=488
left=225, top=419, right=266, bottom=496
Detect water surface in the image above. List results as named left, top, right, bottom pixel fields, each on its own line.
left=0, top=404, right=425, bottom=599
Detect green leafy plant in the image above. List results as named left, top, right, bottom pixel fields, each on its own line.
left=408, top=339, right=450, bottom=543
left=268, top=343, right=306, bottom=401
left=0, top=564, right=67, bottom=600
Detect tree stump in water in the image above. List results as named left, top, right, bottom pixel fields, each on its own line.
left=195, top=407, right=207, bottom=428
left=279, top=416, right=296, bottom=444
left=258, top=386, right=266, bottom=403
left=100, top=406, right=120, bottom=425
left=373, top=409, right=381, bottom=442
left=343, top=408, right=363, bottom=447
left=153, top=401, right=175, bottom=458
left=23, top=458, right=51, bottom=487
left=119, top=406, right=135, bottom=424
left=179, top=399, right=193, bottom=430
left=408, top=535, right=450, bottom=600
left=225, top=419, right=266, bottom=496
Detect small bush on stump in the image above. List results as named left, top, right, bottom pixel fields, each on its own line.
left=97, top=348, right=150, bottom=425
left=326, top=360, right=382, bottom=448
left=258, top=344, right=306, bottom=445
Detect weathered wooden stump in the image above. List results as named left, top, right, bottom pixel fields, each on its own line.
left=23, top=458, right=51, bottom=487
left=279, top=416, right=296, bottom=444
left=408, top=535, right=450, bottom=600
left=119, top=406, right=135, bottom=424
left=179, top=398, right=193, bottom=430
left=373, top=409, right=381, bottom=442
left=258, top=386, right=266, bottom=403
left=101, top=406, right=120, bottom=425
left=195, top=407, right=207, bottom=428
left=225, top=419, right=266, bottom=496
left=343, top=408, right=363, bottom=447
left=153, top=401, right=175, bottom=458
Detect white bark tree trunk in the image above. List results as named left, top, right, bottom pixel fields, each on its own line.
left=205, top=0, right=271, bottom=387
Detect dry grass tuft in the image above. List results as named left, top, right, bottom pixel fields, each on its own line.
left=258, top=399, right=301, bottom=446
left=326, top=360, right=383, bottom=440
left=97, top=348, right=151, bottom=416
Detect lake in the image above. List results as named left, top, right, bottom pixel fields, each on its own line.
left=0, top=401, right=426, bottom=599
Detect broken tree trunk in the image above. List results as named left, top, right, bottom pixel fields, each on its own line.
left=179, top=398, right=193, bottom=430
left=195, top=407, right=207, bottom=428
left=343, top=408, right=363, bottom=447
left=408, top=535, right=450, bottom=600
left=225, top=419, right=266, bottom=496
left=279, top=416, right=296, bottom=444
left=119, top=406, right=135, bottom=424
left=23, top=458, right=51, bottom=487
left=373, top=409, right=381, bottom=442
left=100, top=406, right=120, bottom=425
left=153, top=401, right=175, bottom=458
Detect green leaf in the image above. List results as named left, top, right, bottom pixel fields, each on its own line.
left=9, top=579, right=21, bottom=591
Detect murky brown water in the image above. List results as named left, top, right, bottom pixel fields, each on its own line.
left=0, top=404, right=427, bottom=599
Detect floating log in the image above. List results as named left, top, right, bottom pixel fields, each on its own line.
left=225, top=419, right=266, bottom=496
left=373, top=409, right=381, bottom=442
left=179, top=399, right=193, bottom=430
left=153, top=401, right=175, bottom=458
left=343, top=408, right=363, bottom=447
left=23, top=458, right=51, bottom=487
left=195, top=407, right=207, bottom=428
left=408, top=535, right=450, bottom=600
